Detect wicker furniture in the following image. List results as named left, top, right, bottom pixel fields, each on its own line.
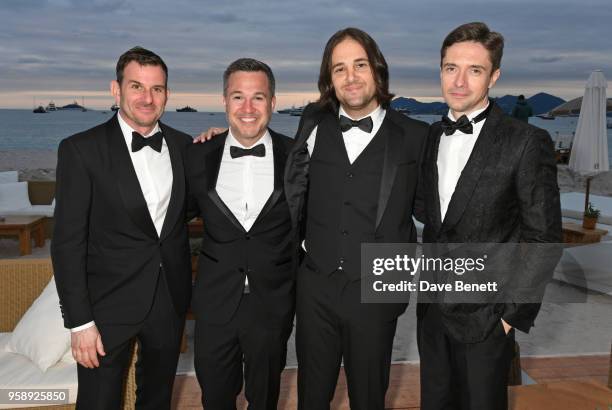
left=0, top=259, right=137, bottom=409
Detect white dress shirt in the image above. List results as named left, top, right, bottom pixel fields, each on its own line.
left=216, top=130, right=274, bottom=232
left=306, top=105, right=386, bottom=163
left=437, top=104, right=489, bottom=221
left=71, top=111, right=174, bottom=333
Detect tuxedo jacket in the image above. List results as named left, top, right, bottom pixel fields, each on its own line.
left=185, top=130, right=296, bottom=328
left=284, top=103, right=429, bottom=318
left=51, top=114, right=193, bottom=329
left=415, top=103, right=562, bottom=343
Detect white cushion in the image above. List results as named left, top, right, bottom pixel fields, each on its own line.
left=0, top=334, right=77, bottom=409
left=0, top=182, right=31, bottom=211
left=4, top=277, right=71, bottom=372
left=1, top=205, right=55, bottom=217
left=0, top=171, right=18, bottom=184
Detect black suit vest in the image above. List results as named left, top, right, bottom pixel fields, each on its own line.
left=305, top=113, right=385, bottom=278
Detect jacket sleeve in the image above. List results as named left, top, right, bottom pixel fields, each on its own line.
left=51, top=138, right=94, bottom=329
left=502, top=128, right=562, bottom=332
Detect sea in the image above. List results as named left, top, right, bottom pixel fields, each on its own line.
left=1, top=109, right=611, bottom=165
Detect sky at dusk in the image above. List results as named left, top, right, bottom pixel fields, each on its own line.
left=1, top=0, right=611, bottom=110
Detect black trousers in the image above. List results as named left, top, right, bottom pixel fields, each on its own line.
left=194, top=294, right=292, bottom=410
left=296, top=263, right=398, bottom=410
left=76, top=271, right=185, bottom=410
left=417, top=304, right=516, bottom=410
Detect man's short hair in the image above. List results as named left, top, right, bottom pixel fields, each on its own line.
left=116, top=46, right=168, bottom=85
left=223, top=58, right=276, bottom=97
left=440, top=22, right=504, bottom=72
left=317, top=27, right=394, bottom=111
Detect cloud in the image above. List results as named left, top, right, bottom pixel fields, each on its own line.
left=1, top=0, right=611, bottom=107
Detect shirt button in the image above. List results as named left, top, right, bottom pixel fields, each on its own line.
left=245, top=234, right=251, bottom=240
left=339, top=258, right=345, bottom=264
left=346, top=172, right=354, bottom=178
left=341, top=230, right=348, bottom=235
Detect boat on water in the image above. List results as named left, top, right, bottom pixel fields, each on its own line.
left=176, top=106, right=197, bottom=112
left=277, top=107, right=295, bottom=114
left=536, top=112, right=555, bottom=120
left=111, top=104, right=119, bottom=112
left=46, top=101, right=57, bottom=111
left=278, top=105, right=305, bottom=116
left=33, top=106, right=47, bottom=113
left=289, top=106, right=304, bottom=116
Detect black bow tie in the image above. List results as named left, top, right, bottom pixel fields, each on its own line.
left=230, top=143, right=266, bottom=159
left=440, top=104, right=492, bottom=136
left=131, top=131, right=163, bottom=152
left=339, top=115, right=374, bottom=133
left=441, top=115, right=473, bottom=136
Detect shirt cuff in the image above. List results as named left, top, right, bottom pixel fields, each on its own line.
left=71, top=321, right=95, bottom=333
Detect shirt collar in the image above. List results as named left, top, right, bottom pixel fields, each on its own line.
left=339, top=104, right=385, bottom=123
left=447, top=101, right=490, bottom=122
left=226, top=129, right=272, bottom=151
left=117, top=110, right=161, bottom=146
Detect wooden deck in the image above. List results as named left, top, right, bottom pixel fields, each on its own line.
left=171, top=355, right=611, bottom=409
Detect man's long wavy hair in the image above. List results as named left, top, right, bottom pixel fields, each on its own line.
left=317, top=27, right=394, bottom=112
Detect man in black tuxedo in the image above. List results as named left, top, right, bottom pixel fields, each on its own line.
left=51, top=47, right=193, bottom=409
left=415, top=22, right=562, bottom=409
left=284, top=28, right=429, bottom=410
left=185, top=58, right=295, bottom=410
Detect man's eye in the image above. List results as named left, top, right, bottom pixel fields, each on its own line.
left=333, top=67, right=344, bottom=74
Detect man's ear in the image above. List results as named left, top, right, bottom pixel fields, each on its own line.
left=110, top=80, right=120, bottom=103
left=488, top=69, right=501, bottom=89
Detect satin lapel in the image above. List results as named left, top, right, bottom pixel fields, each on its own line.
left=429, top=124, right=444, bottom=234
left=375, top=118, right=403, bottom=229
left=253, top=130, right=286, bottom=224
left=206, top=133, right=246, bottom=233
left=159, top=124, right=185, bottom=241
left=107, top=116, right=158, bottom=240
left=440, top=106, right=503, bottom=233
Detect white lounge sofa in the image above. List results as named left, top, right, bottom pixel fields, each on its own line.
left=0, top=259, right=137, bottom=409
left=0, top=181, right=54, bottom=218
left=561, top=192, right=612, bottom=225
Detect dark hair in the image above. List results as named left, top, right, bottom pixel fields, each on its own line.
left=517, top=94, right=525, bottom=100
left=223, top=58, right=276, bottom=97
left=440, top=22, right=504, bottom=72
left=317, top=27, right=394, bottom=111
left=116, top=46, right=168, bottom=85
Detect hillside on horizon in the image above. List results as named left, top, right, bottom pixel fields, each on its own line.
left=391, top=92, right=566, bottom=116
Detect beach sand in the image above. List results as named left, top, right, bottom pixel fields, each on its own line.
left=0, top=150, right=57, bottom=181
left=3, top=149, right=612, bottom=196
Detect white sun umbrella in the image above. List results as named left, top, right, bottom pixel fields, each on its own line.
left=568, top=69, right=609, bottom=213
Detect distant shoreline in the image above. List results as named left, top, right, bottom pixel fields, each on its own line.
left=2, top=148, right=612, bottom=197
